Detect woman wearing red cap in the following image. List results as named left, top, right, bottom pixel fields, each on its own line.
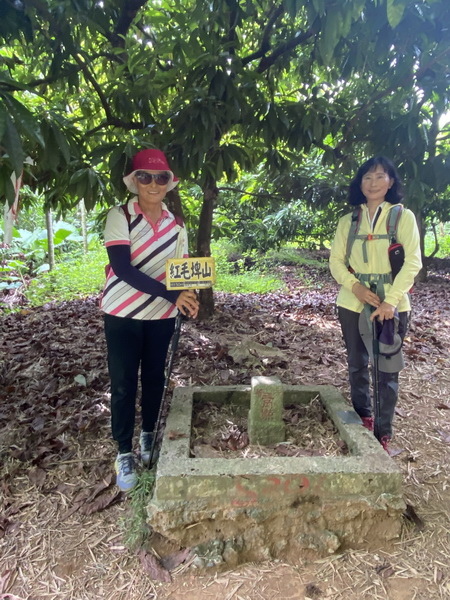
left=101, top=148, right=199, bottom=491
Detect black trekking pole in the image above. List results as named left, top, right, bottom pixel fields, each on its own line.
left=370, top=283, right=381, bottom=441
left=147, top=312, right=184, bottom=468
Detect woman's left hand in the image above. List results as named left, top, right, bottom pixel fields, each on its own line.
left=370, top=301, right=395, bottom=322
left=176, top=290, right=199, bottom=319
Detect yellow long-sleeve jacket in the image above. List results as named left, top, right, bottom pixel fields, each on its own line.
left=329, top=202, right=422, bottom=313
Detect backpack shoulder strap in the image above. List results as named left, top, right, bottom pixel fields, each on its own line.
left=345, top=206, right=362, bottom=268
left=174, top=214, right=185, bottom=227
left=386, top=204, right=403, bottom=242
left=174, top=214, right=186, bottom=258
left=121, top=203, right=132, bottom=227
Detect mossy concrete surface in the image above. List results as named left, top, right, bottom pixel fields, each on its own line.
left=147, top=384, right=405, bottom=568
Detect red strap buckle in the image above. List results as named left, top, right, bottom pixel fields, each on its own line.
left=367, top=234, right=374, bottom=240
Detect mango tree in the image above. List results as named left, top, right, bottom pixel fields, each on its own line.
left=1, top=0, right=450, bottom=312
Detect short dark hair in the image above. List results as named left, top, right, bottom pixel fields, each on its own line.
left=348, top=156, right=404, bottom=206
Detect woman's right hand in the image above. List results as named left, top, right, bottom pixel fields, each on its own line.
left=352, top=282, right=381, bottom=308
left=176, top=290, right=199, bottom=318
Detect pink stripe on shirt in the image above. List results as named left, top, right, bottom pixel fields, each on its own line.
left=105, top=239, right=130, bottom=247
left=109, top=290, right=144, bottom=315
left=161, top=305, right=178, bottom=319
left=131, top=221, right=178, bottom=261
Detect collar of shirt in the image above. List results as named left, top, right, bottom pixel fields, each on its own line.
left=364, top=201, right=385, bottom=232
left=133, top=201, right=170, bottom=229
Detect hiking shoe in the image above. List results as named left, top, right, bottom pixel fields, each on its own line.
left=380, top=436, right=392, bottom=455
left=140, top=431, right=155, bottom=467
left=114, top=452, right=137, bottom=492
left=361, top=417, right=374, bottom=432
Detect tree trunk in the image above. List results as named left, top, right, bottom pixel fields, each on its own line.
left=3, top=172, right=22, bottom=245
left=427, top=222, right=439, bottom=259
left=46, top=208, right=55, bottom=271
left=415, top=210, right=427, bottom=282
left=79, top=200, right=88, bottom=254
left=3, top=200, right=16, bottom=246
left=197, top=183, right=217, bottom=319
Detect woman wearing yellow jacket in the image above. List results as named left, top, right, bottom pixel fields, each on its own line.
left=330, top=156, right=422, bottom=452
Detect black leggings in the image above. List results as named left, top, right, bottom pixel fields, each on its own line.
left=104, top=314, right=175, bottom=453
left=337, top=307, right=408, bottom=439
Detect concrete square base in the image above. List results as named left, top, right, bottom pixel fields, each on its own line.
left=147, top=385, right=405, bottom=568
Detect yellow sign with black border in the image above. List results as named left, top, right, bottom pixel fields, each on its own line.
left=166, top=257, right=216, bottom=290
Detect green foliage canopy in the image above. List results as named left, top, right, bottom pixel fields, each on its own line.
left=0, top=0, right=449, bottom=248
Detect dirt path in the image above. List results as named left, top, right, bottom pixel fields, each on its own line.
left=1, top=268, right=449, bottom=600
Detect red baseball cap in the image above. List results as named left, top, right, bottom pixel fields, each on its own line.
left=123, top=149, right=179, bottom=194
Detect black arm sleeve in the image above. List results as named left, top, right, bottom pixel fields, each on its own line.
left=107, top=245, right=180, bottom=304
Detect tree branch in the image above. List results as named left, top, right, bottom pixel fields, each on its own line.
left=71, top=52, right=114, bottom=121
left=108, top=0, right=149, bottom=47
left=340, top=45, right=450, bottom=146
left=69, top=51, right=147, bottom=133
left=428, top=222, right=440, bottom=258
left=85, top=119, right=148, bottom=136
left=241, top=5, right=284, bottom=66
left=256, top=22, right=320, bottom=73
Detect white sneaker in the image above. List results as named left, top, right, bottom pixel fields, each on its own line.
left=114, top=452, right=137, bottom=491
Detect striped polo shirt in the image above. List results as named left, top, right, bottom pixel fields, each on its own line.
left=100, top=199, right=188, bottom=320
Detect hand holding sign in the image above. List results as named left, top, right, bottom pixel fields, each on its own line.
left=176, top=290, right=199, bottom=318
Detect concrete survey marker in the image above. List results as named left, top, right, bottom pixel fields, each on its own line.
left=248, top=376, right=285, bottom=445
left=148, top=379, right=405, bottom=568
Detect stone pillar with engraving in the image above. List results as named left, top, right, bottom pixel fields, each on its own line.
left=248, top=376, right=285, bottom=445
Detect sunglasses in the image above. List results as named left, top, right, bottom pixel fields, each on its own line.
left=135, top=171, right=170, bottom=186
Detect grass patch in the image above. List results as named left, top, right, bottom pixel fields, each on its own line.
left=424, top=230, right=450, bottom=259
left=211, top=238, right=285, bottom=294
left=21, top=239, right=284, bottom=304
left=121, top=470, right=156, bottom=551
left=25, top=244, right=107, bottom=306
left=215, top=271, right=285, bottom=294
left=262, top=246, right=328, bottom=268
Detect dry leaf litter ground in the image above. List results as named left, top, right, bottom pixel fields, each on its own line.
left=1, top=254, right=449, bottom=600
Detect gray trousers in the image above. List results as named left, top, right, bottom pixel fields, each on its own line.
left=337, top=307, right=408, bottom=439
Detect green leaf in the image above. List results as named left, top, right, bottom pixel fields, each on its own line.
left=2, top=93, right=44, bottom=147
left=66, top=63, right=80, bottom=92
left=4, top=114, right=25, bottom=176
left=313, top=118, right=322, bottom=141
left=36, top=264, right=50, bottom=274
left=70, top=169, right=89, bottom=184
left=319, top=7, right=341, bottom=64
left=38, top=119, right=69, bottom=171
left=311, top=0, right=326, bottom=16
left=284, top=0, right=299, bottom=19
left=53, top=229, right=73, bottom=245
left=0, top=70, right=27, bottom=91
left=210, top=70, right=226, bottom=99
left=386, top=0, right=406, bottom=29
left=87, top=168, right=98, bottom=186
left=0, top=101, right=6, bottom=141
left=49, top=123, right=71, bottom=164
